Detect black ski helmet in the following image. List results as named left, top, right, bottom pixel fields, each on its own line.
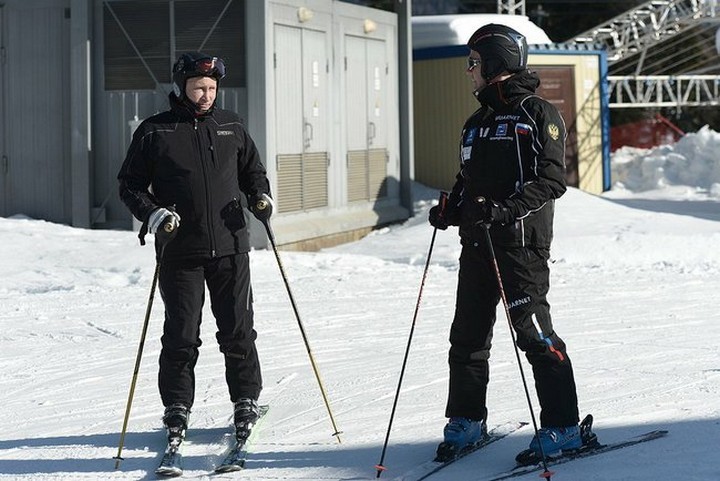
left=467, top=24, right=527, bottom=82
left=171, top=52, right=226, bottom=99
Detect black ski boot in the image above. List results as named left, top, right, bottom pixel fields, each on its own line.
left=156, top=404, right=190, bottom=477
left=233, top=398, right=260, bottom=443
left=163, top=403, right=190, bottom=441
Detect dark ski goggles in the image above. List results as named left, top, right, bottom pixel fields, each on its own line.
left=192, top=56, right=226, bottom=79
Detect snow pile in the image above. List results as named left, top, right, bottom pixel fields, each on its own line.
left=611, top=125, right=720, bottom=196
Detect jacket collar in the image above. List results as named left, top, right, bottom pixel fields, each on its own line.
left=473, top=70, right=540, bottom=112
left=169, top=92, right=216, bottom=120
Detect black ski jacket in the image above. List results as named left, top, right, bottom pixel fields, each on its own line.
left=447, top=70, right=567, bottom=249
left=118, top=94, right=270, bottom=261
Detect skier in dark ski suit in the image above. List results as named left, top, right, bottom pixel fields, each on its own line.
left=118, top=52, right=273, bottom=442
left=429, top=24, right=583, bottom=459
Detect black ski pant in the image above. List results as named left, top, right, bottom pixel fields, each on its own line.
left=157, top=253, right=262, bottom=409
left=445, top=244, right=579, bottom=428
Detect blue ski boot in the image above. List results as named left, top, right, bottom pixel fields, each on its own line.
left=529, top=424, right=582, bottom=456
left=516, top=414, right=599, bottom=466
left=435, top=417, right=487, bottom=462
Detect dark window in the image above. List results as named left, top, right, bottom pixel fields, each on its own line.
left=103, top=0, right=245, bottom=90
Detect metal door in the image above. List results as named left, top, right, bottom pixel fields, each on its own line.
left=274, top=23, right=329, bottom=213
left=346, top=35, right=389, bottom=202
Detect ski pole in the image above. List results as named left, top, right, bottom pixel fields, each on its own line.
left=477, top=199, right=554, bottom=480
left=255, top=201, right=342, bottom=444
left=114, top=220, right=176, bottom=469
left=374, top=191, right=448, bottom=478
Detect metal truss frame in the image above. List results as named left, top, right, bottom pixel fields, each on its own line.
left=573, top=0, right=719, bottom=63
left=608, top=74, right=720, bottom=107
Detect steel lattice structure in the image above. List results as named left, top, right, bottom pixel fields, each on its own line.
left=608, top=74, right=720, bottom=107
left=573, top=0, right=720, bottom=63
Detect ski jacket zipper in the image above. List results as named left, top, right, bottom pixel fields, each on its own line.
left=195, top=118, right=217, bottom=258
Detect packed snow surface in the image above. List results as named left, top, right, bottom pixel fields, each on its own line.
left=1, top=130, right=719, bottom=480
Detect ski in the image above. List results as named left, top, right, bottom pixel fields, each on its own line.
left=214, top=404, right=270, bottom=473
left=155, top=433, right=185, bottom=477
left=388, top=421, right=528, bottom=481
left=483, top=427, right=668, bottom=481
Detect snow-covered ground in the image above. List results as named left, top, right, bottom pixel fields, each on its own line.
left=1, top=129, right=719, bottom=480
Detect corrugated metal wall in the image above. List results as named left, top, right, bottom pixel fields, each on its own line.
left=413, top=56, right=477, bottom=191
left=0, top=0, right=71, bottom=223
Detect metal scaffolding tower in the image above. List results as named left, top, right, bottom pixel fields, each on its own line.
left=573, top=0, right=719, bottom=64
left=572, top=0, right=720, bottom=108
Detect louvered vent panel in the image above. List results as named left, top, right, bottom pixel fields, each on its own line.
left=303, top=152, right=329, bottom=209
left=277, top=153, right=329, bottom=212
left=347, top=150, right=368, bottom=202
left=277, top=154, right=303, bottom=213
left=368, top=148, right=388, bottom=200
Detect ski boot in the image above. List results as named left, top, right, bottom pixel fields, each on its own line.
left=435, top=417, right=487, bottom=462
left=516, top=414, right=599, bottom=466
left=233, top=398, right=260, bottom=444
left=156, top=404, right=190, bottom=477
left=162, top=403, right=190, bottom=441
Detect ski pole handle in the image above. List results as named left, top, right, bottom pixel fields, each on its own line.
left=474, top=196, right=493, bottom=228
left=439, top=191, right=448, bottom=213
left=154, top=215, right=179, bottom=247
left=163, top=217, right=178, bottom=233
left=250, top=194, right=274, bottom=222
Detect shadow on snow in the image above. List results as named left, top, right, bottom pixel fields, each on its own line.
left=0, top=419, right=718, bottom=479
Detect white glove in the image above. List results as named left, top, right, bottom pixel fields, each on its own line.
left=249, top=193, right=275, bottom=222
left=148, top=208, right=181, bottom=234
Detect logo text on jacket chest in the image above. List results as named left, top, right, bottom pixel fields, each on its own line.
left=216, top=130, right=233, bottom=136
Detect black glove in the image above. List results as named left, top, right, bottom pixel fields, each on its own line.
left=429, top=191, right=461, bottom=230
left=249, top=193, right=274, bottom=222
left=473, top=197, right=514, bottom=225
left=147, top=207, right=180, bottom=245
left=428, top=204, right=449, bottom=230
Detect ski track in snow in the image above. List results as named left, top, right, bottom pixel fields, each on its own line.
left=0, top=184, right=719, bottom=480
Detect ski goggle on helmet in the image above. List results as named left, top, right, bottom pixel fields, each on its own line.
left=172, top=52, right=226, bottom=97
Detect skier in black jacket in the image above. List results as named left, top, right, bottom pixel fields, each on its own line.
left=118, top=52, right=271, bottom=446
left=428, top=24, right=583, bottom=460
